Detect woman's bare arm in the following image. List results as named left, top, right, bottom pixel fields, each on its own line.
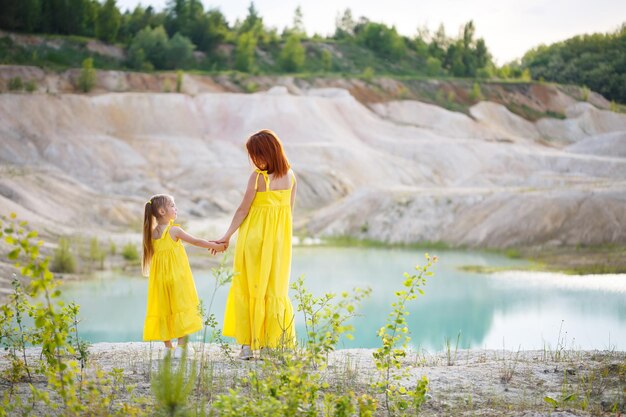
left=217, top=172, right=257, bottom=243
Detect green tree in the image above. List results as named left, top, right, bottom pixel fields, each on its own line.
left=356, top=21, right=406, bottom=59
left=95, top=0, right=121, bottom=42
left=128, top=25, right=169, bottom=69
left=334, top=8, right=355, bottom=39
left=188, top=8, right=229, bottom=53
left=239, top=1, right=261, bottom=34
left=289, top=5, right=305, bottom=38
left=280, top=34, right=305, bottom=72
left=165, top=32, right=195, bottom=69
left=77, top=57, right=96, bottom=93
left=521, top=25, right=626, bottom=103
left=235, top=31, right=257, bottom=72
left=428, top=23, right=448, bottom=62
left=426, top=56, right=442, bottom=76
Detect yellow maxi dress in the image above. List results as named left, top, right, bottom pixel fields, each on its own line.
left=143, top=220, right=203, bottom=341
left=223, top=169, right=296, bottom=349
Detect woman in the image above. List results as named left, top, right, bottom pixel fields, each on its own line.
left=219, top=129, right=297, bottom=360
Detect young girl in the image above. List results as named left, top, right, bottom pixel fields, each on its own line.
left=219, top=129, right=297, bottom=360
left=142, top=194, right=226, bottom=356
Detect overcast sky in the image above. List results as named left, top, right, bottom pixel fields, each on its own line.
left=116, top=0, right=626, bottom=64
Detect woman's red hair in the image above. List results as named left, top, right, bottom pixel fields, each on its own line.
left=246, top=129, right=290, bottom=177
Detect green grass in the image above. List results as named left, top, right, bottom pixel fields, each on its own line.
left=505, top=102, right=566, bottom=121
left=0, top=36, right=124, bottom=71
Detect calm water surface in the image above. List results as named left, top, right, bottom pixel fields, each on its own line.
left=59, top=247, right=626, bottom=351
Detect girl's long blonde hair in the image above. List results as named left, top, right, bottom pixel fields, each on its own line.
left=142, top=194, right=172, bottom=276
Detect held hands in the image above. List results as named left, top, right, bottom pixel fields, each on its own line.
left=207, top=235, right=231, bottom=256
left=208, top=241, right=228, bottom=255
left=208, top=236, right=230, bottom=255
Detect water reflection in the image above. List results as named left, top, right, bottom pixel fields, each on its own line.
left=59, top=247, right=626, bottom=351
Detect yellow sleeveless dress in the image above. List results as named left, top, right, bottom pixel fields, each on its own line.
left=143, top=220, right=203, bottom=341
left=223, top=169, right=296, bottom=349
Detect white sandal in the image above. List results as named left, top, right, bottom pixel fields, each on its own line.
left=238, top=345, right=253, bottom=360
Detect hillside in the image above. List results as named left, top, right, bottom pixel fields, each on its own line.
left=1, top=66, right=625, bottom=251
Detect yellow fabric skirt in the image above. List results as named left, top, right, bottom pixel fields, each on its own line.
left=223, top=189, right=296, bottom=349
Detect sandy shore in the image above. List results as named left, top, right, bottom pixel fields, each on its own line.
left=1, top=343, right=623, bottom=416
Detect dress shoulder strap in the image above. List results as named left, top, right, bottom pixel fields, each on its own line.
left=255, top=169, right=270, bottom=191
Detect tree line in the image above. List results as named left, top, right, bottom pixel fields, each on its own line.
left=1, top=0, right=623, bottom=103
left=0, top=0, right=500, bottom=77
left=521, top=24, right=626, bottom=103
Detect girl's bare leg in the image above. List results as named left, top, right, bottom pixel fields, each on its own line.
left=177, top=336, right=187, bottom=348
left=164, top=340, right=173, bottom=349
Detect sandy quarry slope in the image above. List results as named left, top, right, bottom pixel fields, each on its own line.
left=0, top=87, right=625, bottom=252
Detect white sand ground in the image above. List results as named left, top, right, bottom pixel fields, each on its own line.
left=1, top=343, right=623, bottom=416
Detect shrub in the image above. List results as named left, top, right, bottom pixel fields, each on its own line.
left=581, top=85, right=590, bottom=101
left=78, top=57, right=96, bottom=93
left=165, top=33, right=195, bottom=70
left=89, top=237, right=106, bottom=270
left=0, top=213, right=140, bottom=415
left=356, top=22, right=406, bottom=59
left=426, top=57, right=442, bottom=76
left=8, top=77, right=23, bottom=91
left=52, top=237, right=77, bottom=273
left=372, top=253, right=437, bottom=415
left=24, top=80, right=37, bottom=92
left=279, top=34, right=306, bottom=72
left=121, top=242, right=139, bottom=262
left=469, top=82, right=484, bottom=101
left=235, top=31, right=257, bottom=72
left=176, top=70, right=184, bottom=93
left=362, top=66, right=374, bottom=82
left=321, top=49, right=332, bottom=72
left=128, top=25, right=169, bottom=70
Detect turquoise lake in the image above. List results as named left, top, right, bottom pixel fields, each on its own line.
left=59, top=247, right=626, bottom=352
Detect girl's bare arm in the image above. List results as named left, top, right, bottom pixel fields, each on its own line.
left=170, top=227, right=227, bottom=251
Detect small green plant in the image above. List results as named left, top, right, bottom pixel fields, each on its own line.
left=292, top=275, right=371, bottom=366
left=581, top=85, right=590, bottom=101
left=444, top=331, right=461, bottom=366
left=321, top=49, right=333, bottom=72
left=25, top=80, right=37, bottom=93
left=122, top=242, right=139, bottom=262
left=89, top=237, right=106, bottom=270
left=213, top=276, right=371, bottom=416
left=78, top=57, right=97, bottom=93
left=8, top=77, right=23, bottom=91
left=0, top=213, right=144, bottom=415
left=163, top=78, right=174, bottom=93
left=151, top=350, right=196, bottom=417
left=499, top=349, right=520, bottom=384
left=372, top=253, right=437, bottom=416
left=446, top=90, right=456, bottom=104
left=469, top=82, right=483, bottom=101
left=544, top=392, right=577, bottom=410
left=244, top=81, right=258, bottom=93
left=52, top=237, right=77, bottom=273
left=176, top=70, right=184, bottom=93
left=362, top=66, right=374, bottom=82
